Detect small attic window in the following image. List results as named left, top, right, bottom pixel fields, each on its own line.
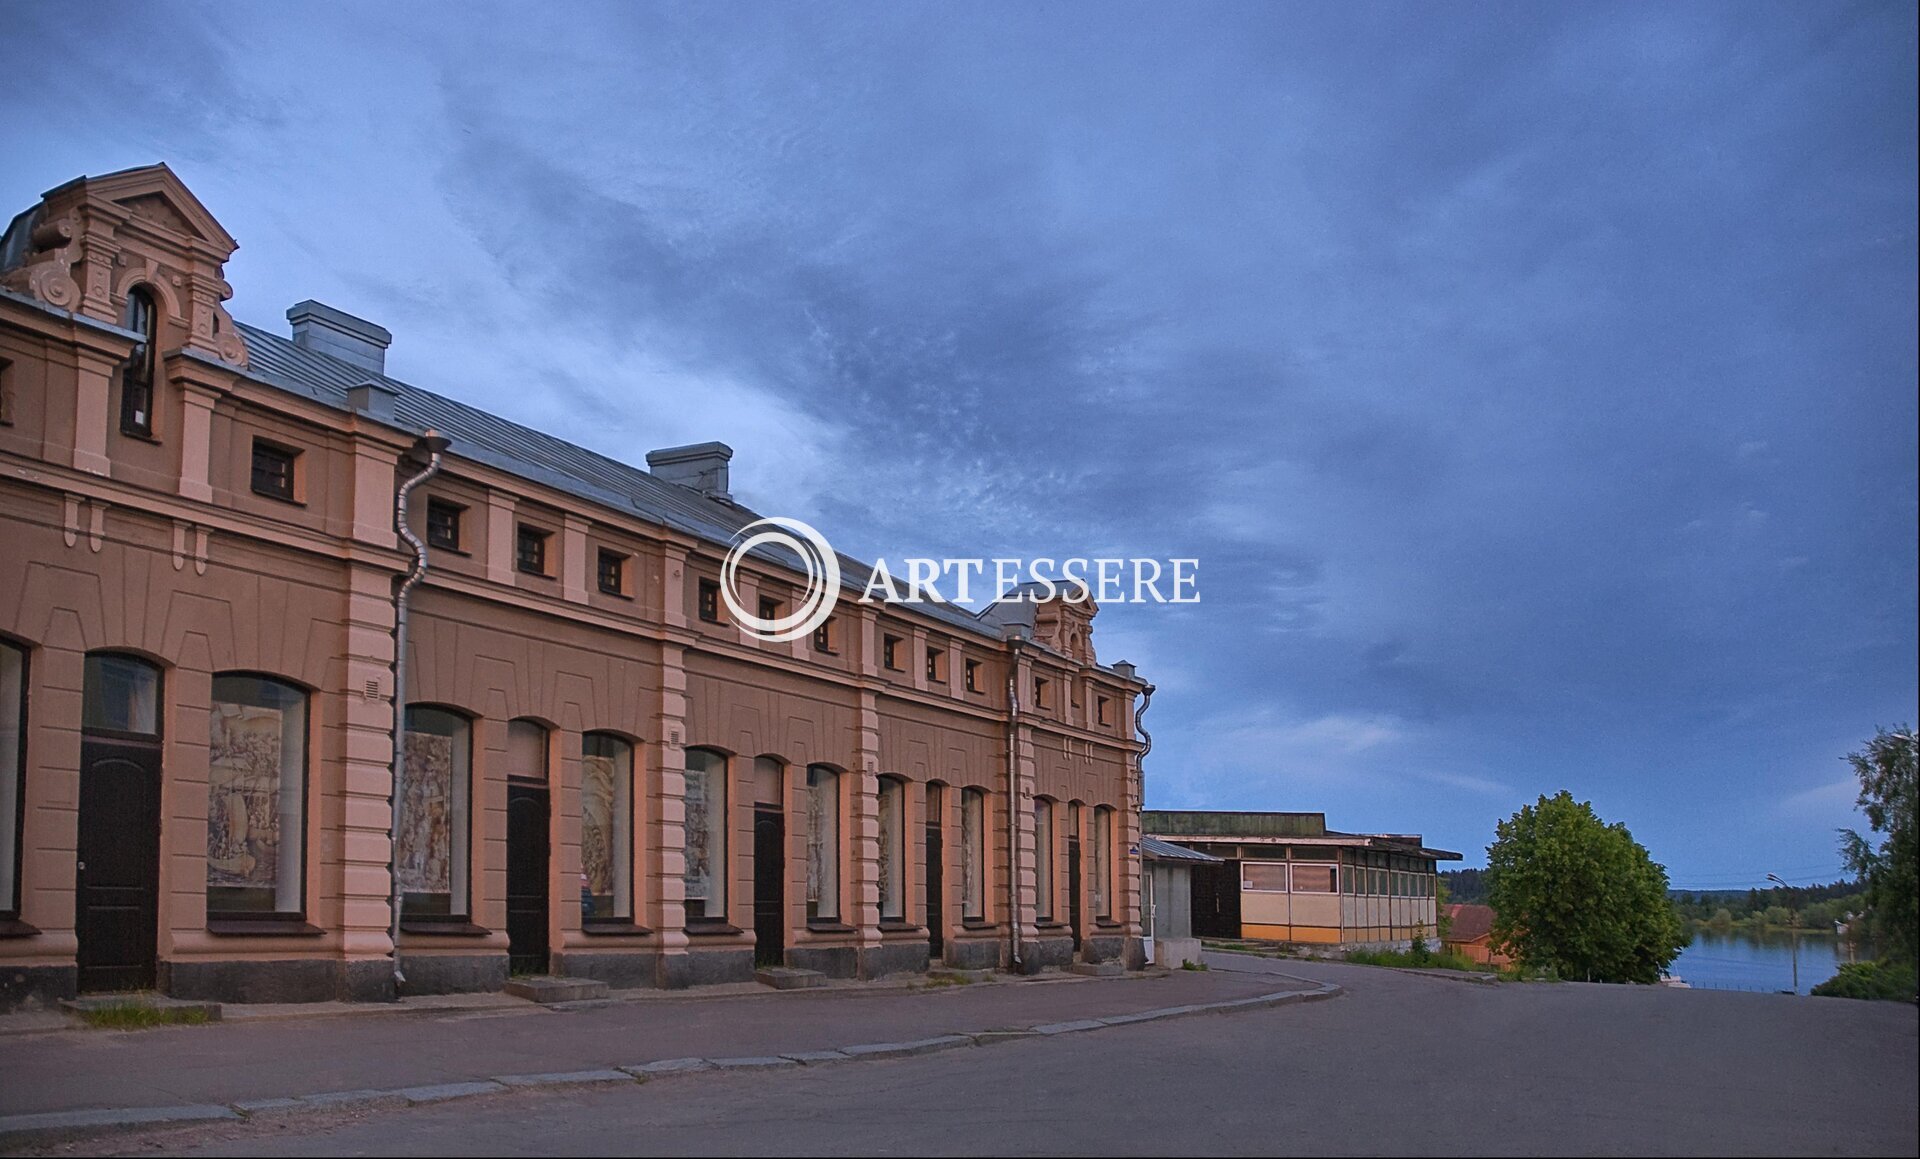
left=119, top=287, right=158, bottom=438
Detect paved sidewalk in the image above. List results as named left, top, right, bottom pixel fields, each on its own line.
left=0, top=968, right=1323, bottom=1129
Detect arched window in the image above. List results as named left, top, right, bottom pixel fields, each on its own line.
left=507, top=718, right=549, bottom=781
left=400, top=706, right=471, bottom=919
left=83, top=653, right=161, bottom=737
left=119, top=287, right=158, bottom=437
left=1092, top=805, right=1114, bottom=922
left=961, top=788, right=986, bottom=922
left=206, top=675, right=308, bottom=918
left=877, top=776, right=907, bottom=922
left=580, top=733, right=633, bottom=923
left=1034, top=797, right=1056, bottom=923
left=682, top=748, right=728, bottom=923
left=805, top=764, right=839, bottom=921
left=0, top=642, right=26, bottom=917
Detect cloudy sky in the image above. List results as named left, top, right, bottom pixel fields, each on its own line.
left=7, top=2, right=1913, bottom=887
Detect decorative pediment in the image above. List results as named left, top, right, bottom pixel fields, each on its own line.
left=1033, top=597, right=1099, bottom=666
left=0, top=163, right=246, bottom=367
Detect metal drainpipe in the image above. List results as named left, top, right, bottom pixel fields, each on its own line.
left=387, top=431, right=449, bottom=994
left=1004, top=643, right=1024, bottom=971
left=1133, top=682, right=1155, bottom=959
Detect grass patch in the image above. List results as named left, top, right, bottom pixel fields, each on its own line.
left=79, top=1002, right=212, bottom=1030
left=1180, top=959, right=1209, bottom=971
left=919, top=974, right=974, bottom=988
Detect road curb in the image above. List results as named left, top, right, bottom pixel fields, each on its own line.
left=0, top=977, right=1341, bottom=1143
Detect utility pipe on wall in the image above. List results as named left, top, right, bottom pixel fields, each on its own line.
left=387, top=431, right=449, bottom=994
left=1004, top=634, right=1026, bottom=970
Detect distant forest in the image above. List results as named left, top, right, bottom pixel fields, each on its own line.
left=1441, top=869, right=1868, bottom=932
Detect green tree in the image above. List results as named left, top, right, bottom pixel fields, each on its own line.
left=1838, top=727, right=1918, bottom=965
left=1484, top=791, right=1689, bottom=984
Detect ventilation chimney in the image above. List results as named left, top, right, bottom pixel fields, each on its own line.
left=287, top=300, right=391, bottom=375
left=646, top=441, right=733, bottom=499
left=347, top=379, right=398, bottom=422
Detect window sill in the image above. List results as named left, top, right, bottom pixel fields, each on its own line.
left=598, top=588, right=633, bottom=601
left=878, top=921, right=924, bottom=935
left=1093, top=919, right=1123, bottom=930
left=805, top=920, right=857, bottom=934
left=581, top=921, right=653, bottom=937
left=207, top=918, right=324, bottom=937
left=249, top=488, right=305, bottom=506
left=683, top=922, right=743, bottom=938
left=0, top=917, right=42, bottom=939
left=1034, top=920, right=1068, bottom=930
left=429, top=544, right=471, bottom=557
left=959, top=920, right=997, bottom=931
left=399, top=920, right=491, bottom=937
left=119, top=428, right=161, bottom=445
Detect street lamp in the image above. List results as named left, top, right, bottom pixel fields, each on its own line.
left=1766, top=873, right=1798, bottom=995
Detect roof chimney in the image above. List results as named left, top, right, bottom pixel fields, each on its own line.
left=646, top=441, right=733, bottom=499
left=346, top=379, right=399, bottom=422
left=287, top=300, right=392, bottom=375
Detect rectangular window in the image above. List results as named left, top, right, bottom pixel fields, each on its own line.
left=83, top=653, right=161, bottom=736
left=878, top=778, right=906, bottom=921
left=883, top=635, right=901, bottom=671
left=926, top=646, right=947, bottom=683
left=1292, top=863, right=1337, bottom=894
left=516, top=524, right=549, bottom=576
left=1034, top=798, right=1055, bottom=922
left=597, top=549, right=626, bottom=596
left=425, top=499, right=463, bottom=551
left=682, top=749, right=727, bottom=922
left=1242, top=862, right=1289, bottom=892
left=1033, top=677, right=1050, bottom=709
left=697, top=579, right=720, bottom=623
left=964, top=659, right=980, bottom=693
left=759, top=595, right=782, bottom=623
left=580, top=734, right=634, bottom=922
left=119, top=289, right=157, bottom=437
left=400, top=707, right=470, bottom=919
left=250, top=440, right=298, bottom=502
left=812, top=617, right=836, bottom=654
left=0, top=643, right=26, bottom=915
left=806, top=765, right=839, bottom=921
left=0, top=357, right=15, bottom=426
left=1096, top=696, right=1111, bottom=726
left=961, top=788, right=985, bottom=921
left=207, top=675, right=308, bottom=918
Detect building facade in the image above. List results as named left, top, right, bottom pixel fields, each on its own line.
left=0, top=165, right=1149, bottom=1009
left=1141, top=810, right=1458, bottom=951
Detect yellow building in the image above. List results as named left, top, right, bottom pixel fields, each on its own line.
left=1142, top=811, right=1459, bottom=951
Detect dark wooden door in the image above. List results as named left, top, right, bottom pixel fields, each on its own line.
left=753, top=807, right=784, bottom=968
left=1190, top=859, right=1243, bottom=939
left=507, top=783, right=550, bottom=975
left=925, top=818, right=945, bottom=961
left=76, top=738, right=162, bottom=992
left=1067, top=835, right=1083, bottom=954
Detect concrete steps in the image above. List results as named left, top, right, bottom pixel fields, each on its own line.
left=503, top=976, right=609, bottom=1004
left=755, top=967, right=827, bottom=990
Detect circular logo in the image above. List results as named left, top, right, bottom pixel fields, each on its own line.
left=720, top=517, right=842, bottom=642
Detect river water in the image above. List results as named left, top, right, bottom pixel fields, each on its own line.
left=1670, top=927, right=1855, bottom=994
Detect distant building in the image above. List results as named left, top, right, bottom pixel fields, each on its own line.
left=1441, top=903, right=1511, bottom=966
left=1140, top=836, right=1219, bottom=969
left=1141, top=810, right=1460, bottom=951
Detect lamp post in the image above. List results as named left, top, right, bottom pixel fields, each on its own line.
left=1766, top=873, right=1798, bottom=994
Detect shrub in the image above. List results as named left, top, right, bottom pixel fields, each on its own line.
left=1810, top=960, right=1918, bottom=1001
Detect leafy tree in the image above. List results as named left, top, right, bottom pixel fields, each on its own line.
left=1838, top=726, right=1918, bottom=965
left=1484, top=791, right=1689, bottom=984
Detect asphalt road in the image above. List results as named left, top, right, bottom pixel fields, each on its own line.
left=20, top=953, right=1919, bottom=1157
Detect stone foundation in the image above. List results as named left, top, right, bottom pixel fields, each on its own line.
left=785, top=944, right=859, bottom=979
left=397, top=952, right=508, bottom=996
left=551, top=949, right=663, bottom=990
left=161, top=958, right=341, bottom=1004
left=0, top=963, right=76, bottom=1012
left=859, top=941, right=930, bottom=979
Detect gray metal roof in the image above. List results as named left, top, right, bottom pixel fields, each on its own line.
left=1140, top=836, right=1223, bottom=863
left=235, top=321, right=1004, bottom=641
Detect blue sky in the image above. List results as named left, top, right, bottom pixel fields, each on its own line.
left=5, top=2, right=1913, bottom=888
